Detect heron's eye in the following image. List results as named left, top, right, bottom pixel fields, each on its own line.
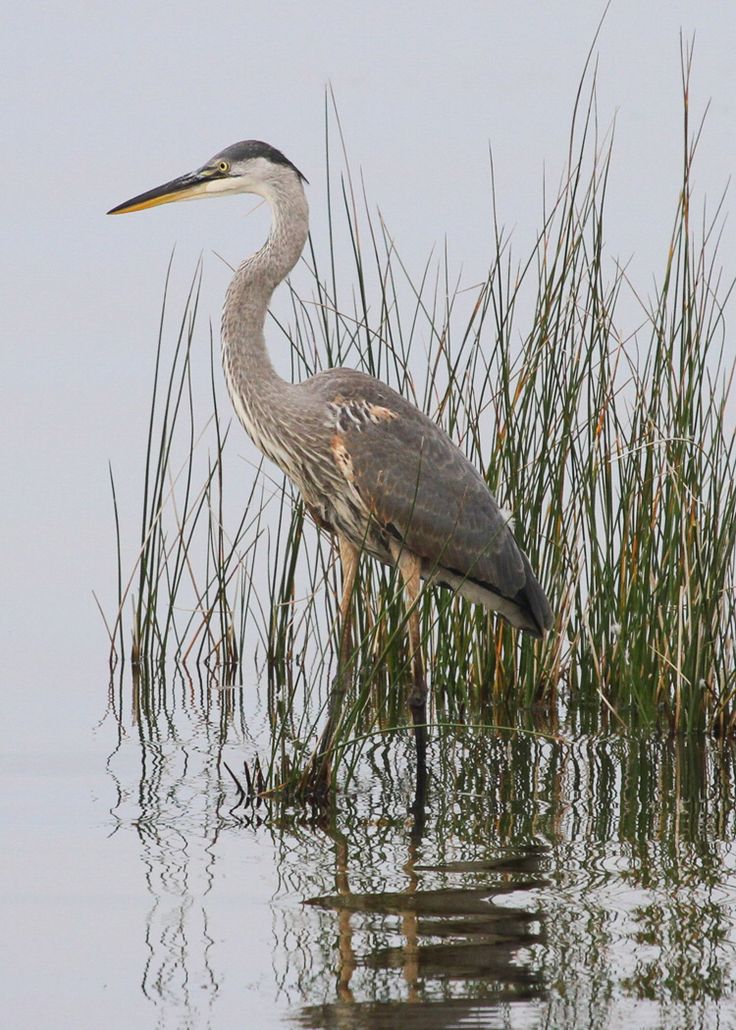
left=217, top=160, right=230, bottom=174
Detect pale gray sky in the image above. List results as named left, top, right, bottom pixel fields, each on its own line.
left=3, top=4, right=736, bottom=1026
left=1, top=0, right=734, bottom=667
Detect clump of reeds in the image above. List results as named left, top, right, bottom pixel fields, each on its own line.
left=104, top=48, right=736, bottom=790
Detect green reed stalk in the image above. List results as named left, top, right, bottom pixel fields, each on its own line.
left=106, top=57, right=736, bottom=794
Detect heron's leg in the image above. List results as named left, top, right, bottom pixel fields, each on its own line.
left=336, top=535, right=360, bottom=673
left=391, top=546, right=428, bottom=767
left=314, top=535, right=360, bottom=778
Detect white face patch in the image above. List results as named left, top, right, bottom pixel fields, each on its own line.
left=200, top=157, right=283, bottom=202
left=201, top=176, right=251, bottom=198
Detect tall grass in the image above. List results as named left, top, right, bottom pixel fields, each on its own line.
left=105, top=53, right=736, bottom=787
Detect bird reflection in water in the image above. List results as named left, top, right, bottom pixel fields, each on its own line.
left=103, top=663, right=736, bottom=1028
left=297, top=766, right=547, bottom=1027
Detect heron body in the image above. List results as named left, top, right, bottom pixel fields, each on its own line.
left=110, top=140, right=553, bottom=789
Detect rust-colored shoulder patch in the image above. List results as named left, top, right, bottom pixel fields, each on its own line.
left=365, top=403, right=398, bottom=423
left=327, top=397, right=399, bottom=434
left=330, top=434, right=355, bottom=483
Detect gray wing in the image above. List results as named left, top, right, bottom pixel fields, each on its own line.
left=312, top=370, right=546, bottom=625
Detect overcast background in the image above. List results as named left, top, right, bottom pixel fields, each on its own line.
left=2, top=3, right=736, bottom=1026
left=3, top=1, right=735, bottom=673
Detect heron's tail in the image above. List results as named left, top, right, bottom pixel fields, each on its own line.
left=512, top=552, right=553, bottom=638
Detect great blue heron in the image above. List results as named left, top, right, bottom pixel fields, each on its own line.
left=109, top=140, right=553, bottom=790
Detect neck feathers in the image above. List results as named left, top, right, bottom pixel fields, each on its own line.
left=221, top=170, right=309, bottom=455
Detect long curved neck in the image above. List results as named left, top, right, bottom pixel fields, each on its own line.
left=221, top=174, right=309, bottom=455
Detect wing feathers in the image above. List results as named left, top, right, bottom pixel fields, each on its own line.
left=344, top=398, right=526, bottom=600
left=310, top=369, right=552, bottom=634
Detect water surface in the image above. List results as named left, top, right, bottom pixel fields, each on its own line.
left=5, top=679, right=736, bottom=1029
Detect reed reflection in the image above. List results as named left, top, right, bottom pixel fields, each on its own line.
left=104, top=669, right=736, bottom=1029
left=106, top=668, right=249, bottom=1026
left=288, top=753, right=547, bottom=1028
left=287, top=729, right=736, bottom=1028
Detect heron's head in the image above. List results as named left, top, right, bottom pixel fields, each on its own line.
left=108, top=140, right=307, bottom=215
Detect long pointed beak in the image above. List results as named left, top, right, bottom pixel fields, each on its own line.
left=108, top=170, right=209, bottom=215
